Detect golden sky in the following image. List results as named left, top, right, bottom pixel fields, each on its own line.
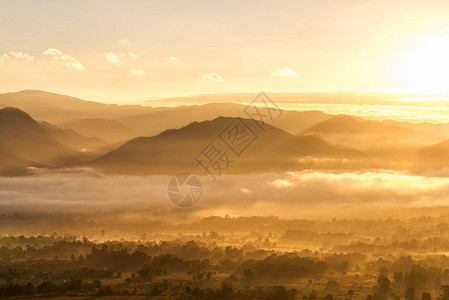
left=1, top=0, right=449, bottom=104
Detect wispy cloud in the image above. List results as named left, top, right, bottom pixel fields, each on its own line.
left=100, top=51, right=138, bottom=66
left=201, top=72, right=224, bottom=82
left=271, top=68, right=299, bottom=77
left=10, top=51, right=34, bottom=61
left=42, top=48, right=63, bottom=56
left=270, top=179, right=293, bottom=188
left=240, top=187, right=253, bottom=194
left=0, top=51, right=34, bottom=63
left=102, top=52, right=124, bottom=66
left=155, top=56, right=182, bottom=64
left=41, top=48, right=84, bottom=70
left=0, top=53, right=9, bottom=64
left=129, top=68, right=147, bottom=76
left=117, top=38, right=131, bottom=45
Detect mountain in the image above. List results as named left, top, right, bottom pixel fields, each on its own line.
left=269, top=110, right=330, bottom=134
left=0, top=107, right=105, bottom=175
left=118, top=103, right=254, bottom=136
left=91, top=117, right=364, bottom=175
left=382, top=119, right=449, bottom=142
left=0, top=90, right=330, bottom=138
left=39, top=122, right=108, bottom=153
left=418, top=139, right=449, bottom=163
left=303, top=114, right=412, bottom=136
left=119, top=102, right=331, bottom=137
left=0, top=90, right=158, bottom=123
left=301, top=114, right=439, bottom=160
left=58, top=118, right=137, bottom=144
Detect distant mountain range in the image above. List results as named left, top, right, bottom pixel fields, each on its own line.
left=418, top=139, right=449, bottom=163
left=0, top=90, right=335, bottom=139
left=301, top=114, right=444, bottom=161
left=91, top=116, right=364, bottom=175
left=58, top=118, right=138, bottom=144
left=303, top=114, right=410, bottom=136
left=0, top=90, right=157, bottom=123
left=2, top=90, right=449, bottom=175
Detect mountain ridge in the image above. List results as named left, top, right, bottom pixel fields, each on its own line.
left=91, top=116, right=364, bottom=175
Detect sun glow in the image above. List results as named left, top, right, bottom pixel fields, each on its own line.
left=395, top=34, right=449, bottom=93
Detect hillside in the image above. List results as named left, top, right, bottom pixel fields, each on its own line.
left=91, top=117, right=363, bottom=175
left=0, top=90, right=157, bottom=123
left=58, top=118, right=137, bottom=144
left=0, top=107, right=104, bottom=175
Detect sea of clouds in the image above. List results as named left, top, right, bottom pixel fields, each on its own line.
left=1, top=168, right=449, bottom=218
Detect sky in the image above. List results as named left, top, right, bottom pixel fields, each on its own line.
left=1, top=0, right=449, bottom=104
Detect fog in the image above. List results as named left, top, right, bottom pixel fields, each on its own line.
left=2, top=168, right=449, bottom=218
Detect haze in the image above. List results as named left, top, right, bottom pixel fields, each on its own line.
left=3, top=1, right=449, bottom=299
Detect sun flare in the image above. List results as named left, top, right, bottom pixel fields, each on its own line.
left=396, top=34, right=449, bottom=93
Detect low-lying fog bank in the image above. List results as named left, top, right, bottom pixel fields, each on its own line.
left=1, top=168, right=449, bottom=218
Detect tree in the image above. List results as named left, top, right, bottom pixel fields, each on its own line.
left=243, top=268, right=253, bottom=281
left=405, top=287, right=415, bottom=300
left=90, top=280, right=102, bottom=289
left=66, top=278, right=82, bottom=291
left=441, top=285, right=449, bottom=300
left=270, top=286, right=292, bottom=300
left=422, top=292, right=432, bottom=300
left=374, top=275, right=391, bottom=300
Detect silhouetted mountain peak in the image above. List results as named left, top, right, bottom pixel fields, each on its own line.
left=0, top=107, right=37, bottom=128
left=92, top=116, right=363, bottom=175
left=303, top=113, right=412, bottom=137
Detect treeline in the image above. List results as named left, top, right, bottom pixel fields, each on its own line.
left=241, top=254, right=327, bottom=279
left=87, top=246, right=211, bottom=273
left=0, top=279, right=300, bottom=300
left=336, top=237, right=449, bottom=253
left=367, top=270, right=449, bottom=300
left=367, top=255, right=449, bottom=274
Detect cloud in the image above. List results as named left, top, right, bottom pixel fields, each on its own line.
left=154, top=57, right=182, bottom=64
left=9, top=52, right=34, bottom=61
left=155, top=56, right=182, bottom=63
left=0, top=51, right=34, bottom=63
left=53, top=54, right=84, bottom=70
left=0, top=53, right=9, bottom=64
left=271, top=68, right=299, bottom=77
left=240, top=188, right=253, bottom=194
left=165, top=56, right=181, bottom=63
left=270, top=179, right=293, bottom=188
left=129, top=68, right=147, bottom=76
left=102, top=52, right=124, bottom=66
left=117, top=38, right=131, bottom=45
left=100, top=51, right=138, bottom=66
left=201, top=72, right=224, bottom=82
left=42, top=48, right=63, bottom=56
left=41, top=48, right=84, bottom=70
